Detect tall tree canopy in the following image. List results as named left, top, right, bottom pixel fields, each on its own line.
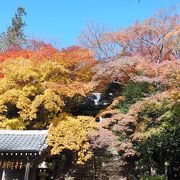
left=0, top=46, right=96, bottom=130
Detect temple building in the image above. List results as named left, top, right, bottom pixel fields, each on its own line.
left=0, top=130, right=49, bottom=180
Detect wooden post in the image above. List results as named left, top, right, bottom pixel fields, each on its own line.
left=30, top=167, right=37, bottom=180
left=0, top=169, right=3, bottom=180
left=24, top=163, right=30, bottom=180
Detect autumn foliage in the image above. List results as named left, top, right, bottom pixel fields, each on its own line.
left=0, top=7, right=179, bottom=178
left=83, top=8, right=179, bottom=179
left=48, top=113, right=97, bottom=164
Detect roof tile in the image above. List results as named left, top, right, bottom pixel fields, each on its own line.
left=0, top=130, right=48, bottom=152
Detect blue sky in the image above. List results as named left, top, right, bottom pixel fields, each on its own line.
left=0, top=0, right=179, bottom=47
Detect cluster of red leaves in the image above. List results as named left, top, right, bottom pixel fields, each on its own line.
left=93, top=55, right=179, bottom=91
left=0, top=44, right=96, bottom=82
left=134, top=59, right=180, bottom=87
left=108, top=12, right=180, bottom=63
left=89, top=127, right=119, bottom=149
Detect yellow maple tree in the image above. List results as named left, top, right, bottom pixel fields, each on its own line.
left=47, top=113, right=97, bottom=164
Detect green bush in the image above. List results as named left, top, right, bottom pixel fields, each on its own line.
left=118, top=81, right=160, bottom=113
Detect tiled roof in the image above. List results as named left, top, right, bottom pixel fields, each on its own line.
left=0, top=130, right=48, bottom=152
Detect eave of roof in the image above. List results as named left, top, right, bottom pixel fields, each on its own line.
left=0, top=130, right=48, bottom=153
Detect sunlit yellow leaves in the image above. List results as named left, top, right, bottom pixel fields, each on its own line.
left=28, top=89, right=63, bottom=121
left=0, top=118, right=25, bottom=130
left=0, top=46, right=96, bottom=130
left=55, top=81, right=96, bottom=97
left=47, top=113, right=97, bottom=164
left=40, top=61, right=70, bottom=83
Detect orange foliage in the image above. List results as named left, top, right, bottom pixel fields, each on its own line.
left=0, top=44, right=57, bottom=62
left=0, top=44, right=96, bottom=82
left=106, top=9, right=180, bottom=63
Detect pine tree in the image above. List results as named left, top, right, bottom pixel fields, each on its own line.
left=0, top=7, right=26, bottom=52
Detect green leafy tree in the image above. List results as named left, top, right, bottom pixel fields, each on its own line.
left=0, top=7, right=26, bottom=52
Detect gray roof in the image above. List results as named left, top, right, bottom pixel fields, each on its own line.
left=0, top=130, right=48, bottom=152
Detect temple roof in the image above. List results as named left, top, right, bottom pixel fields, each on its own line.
left=0, top=130, right=48, bottom=152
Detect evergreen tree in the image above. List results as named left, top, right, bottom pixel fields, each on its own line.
left=0, top=7, right=26, bottom=52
